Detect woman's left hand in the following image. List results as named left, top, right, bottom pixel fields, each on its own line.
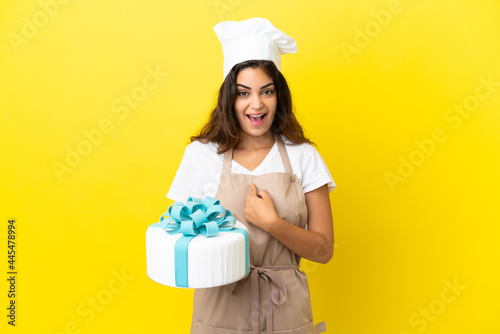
left=245, top=183, right=281, bottom=230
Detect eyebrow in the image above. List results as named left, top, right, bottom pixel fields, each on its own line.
left=236, top=83, right=275, bottom=90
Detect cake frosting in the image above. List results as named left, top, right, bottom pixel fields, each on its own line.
left=146, top=197, right=249, bottom=288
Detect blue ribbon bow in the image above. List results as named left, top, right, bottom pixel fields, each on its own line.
left=159, top=196, right=237, bottom=238
left=150, top=196, right=249, bottom=287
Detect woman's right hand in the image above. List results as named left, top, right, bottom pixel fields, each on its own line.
left=245, top=183, right=280, bottom=231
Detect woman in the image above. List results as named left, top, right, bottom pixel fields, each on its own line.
left=167, top=18, right=336, bottom=334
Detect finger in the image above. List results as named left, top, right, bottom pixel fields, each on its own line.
left=249, top=182, right=257, bottom=197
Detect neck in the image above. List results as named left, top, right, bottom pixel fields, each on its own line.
left=236, top=131, right=275, bottom=150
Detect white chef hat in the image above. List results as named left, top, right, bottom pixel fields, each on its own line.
left=213, top=17, right=297, bottom=79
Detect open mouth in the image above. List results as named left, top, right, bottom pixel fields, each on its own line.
left=246, top=114, right=266, bottom=126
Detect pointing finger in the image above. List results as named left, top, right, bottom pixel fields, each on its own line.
left=249, top=182, right=257, bottom=197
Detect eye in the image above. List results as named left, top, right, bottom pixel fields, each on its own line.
left=262, top=89, right=275, bottom=95
left=237, top=91, right=249, bottom=96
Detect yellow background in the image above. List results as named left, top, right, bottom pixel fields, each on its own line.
left=2, top=0, right=499, bottom=333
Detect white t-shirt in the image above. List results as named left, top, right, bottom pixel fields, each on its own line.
left=167, top=135, right=336, bottom=203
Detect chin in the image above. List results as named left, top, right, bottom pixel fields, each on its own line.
left=244, top=128, right=272, bottom=138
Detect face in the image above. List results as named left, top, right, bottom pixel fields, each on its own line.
left=234, top=67, right=277, bottom=141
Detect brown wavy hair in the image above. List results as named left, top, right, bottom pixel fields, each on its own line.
left=191, top=59, right=313, bottom=154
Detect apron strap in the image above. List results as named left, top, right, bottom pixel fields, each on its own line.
left=275, top=135, right=294, bottom=176
left=315, top=321, right=327, bottom=333
left=222, top=147, right=233, bottom=174
left=225, top=264, right=300, bottom=334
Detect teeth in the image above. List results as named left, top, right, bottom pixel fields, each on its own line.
left=246, top=114, right=265, bottom=124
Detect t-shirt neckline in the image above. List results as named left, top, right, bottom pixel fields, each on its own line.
left=231, top=141, right=278, bottom=174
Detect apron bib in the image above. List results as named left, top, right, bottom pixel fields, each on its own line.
left=190, top=135, right=326, bottom=334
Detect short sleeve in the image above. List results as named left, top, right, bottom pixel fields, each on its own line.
left=166, top=146, right=204, bottom=202
left=300, top=144, right=336, bottom=194
left=166, top=141, right=223, bottom=202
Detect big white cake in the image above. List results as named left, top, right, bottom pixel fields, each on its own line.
left=146, top=197, right=249, bottom=289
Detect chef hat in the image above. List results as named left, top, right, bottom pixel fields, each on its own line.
left=213, top=17, right=297, bottom=79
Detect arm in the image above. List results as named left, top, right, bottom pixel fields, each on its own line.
left=245, top=183, right=334, bottom=264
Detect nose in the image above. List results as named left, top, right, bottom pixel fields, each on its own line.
left=250, top=94, right=263, bottom=110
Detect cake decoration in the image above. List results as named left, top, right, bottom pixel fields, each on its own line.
left=146, top=196, right=249, bottom=288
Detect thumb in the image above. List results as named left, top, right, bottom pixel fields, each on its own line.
left=249, top=182, right=257, bottom=197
